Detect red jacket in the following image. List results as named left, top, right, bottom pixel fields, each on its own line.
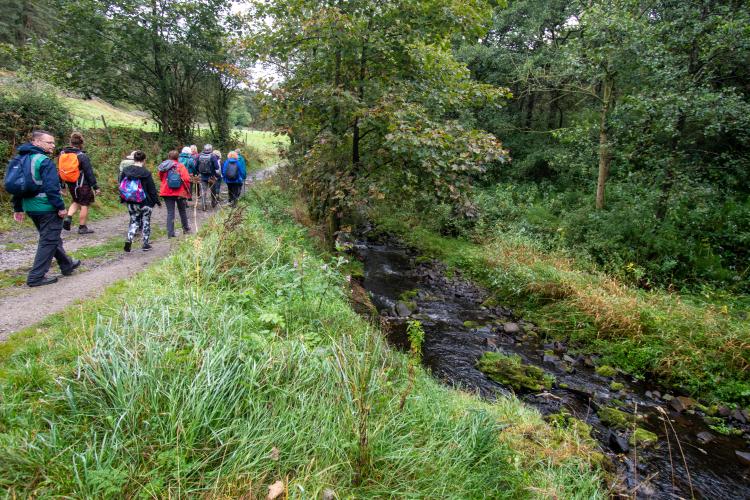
left=158, top=161, right=191, bottom=198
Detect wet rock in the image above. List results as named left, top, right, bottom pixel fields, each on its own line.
left=552, top=341, right=567, bottom=354
left=543, top=353, right=559, bottom=365
left=629, top=428, right=658, bottom=448
left=670, top=396, right=697, bottom=413
left=583, top=356, right=595, bottom=368
left=718, top=405, right=731, bottom=417
left=651, top=390, right=661, bottom=399
left=595, top=365, right=617, bottom=378
left=663, top=394, right=674, bottom=402
left=503, top=322, right=521, bottom=334
left=645, top=390, right=653, bottom=399
left=732, top=409, right=748, bottom=424
left=484, top=337, right=498, bottom=349
left=563, top=354, right=576, bottom=364
left=595, top=391, right=610, bottom=401
left=696, top=431, right=715, bottom=444
left=736, top=451, right=750, bottom=467
left=476, top=351, right=554, bottom=392
left=608, top=431, right=630, bottom=454
left=598, top=407, right=638, bottom=430
left=395, top=301, right=412, bottom=317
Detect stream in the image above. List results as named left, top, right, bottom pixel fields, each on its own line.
left=353, top=235, right=750, bottom=499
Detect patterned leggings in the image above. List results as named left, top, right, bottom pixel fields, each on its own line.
left=127, top=204, right=153, bottom=245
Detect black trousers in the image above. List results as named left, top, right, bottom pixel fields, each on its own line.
left=163, top=197, right=189, bottom=237
left=28, top=212, right=74, bottom=283
left=227, top=183, right=242, bottom=205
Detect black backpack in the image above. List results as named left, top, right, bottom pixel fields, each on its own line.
left=225, top=161, right=239, bottom=180
left=198, top=153, right=214, bottom=175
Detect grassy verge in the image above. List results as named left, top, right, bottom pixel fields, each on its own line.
left=374, top=207, right=750, bottom=407
left=0, top=184, right=603, bottom=498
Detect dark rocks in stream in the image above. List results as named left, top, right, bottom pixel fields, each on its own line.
left=395, top=301, right=412, bottom=317
left=608, top=431, right=630, bottom=454
left=670, top=396, right=697, bottom=413
left=732, top=409, right=749, bottom=424
left=696, top=431, right=715, bottom=444
left=736, top=450, right=750, bottom=467
left=503, top=322, right=521, bottom=334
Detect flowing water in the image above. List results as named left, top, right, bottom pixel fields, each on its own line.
left=354, top=236, right=750, bottom=499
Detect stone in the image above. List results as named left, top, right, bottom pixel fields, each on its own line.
left=563, top=354, right=576, bottom=364
left=717, top=405, right=731, bottom=417
left=645, top=391, right=653, bottom=399
left=736, top=451, right=750, bottom=467
left=395, top=301, right=412, bottom=317
left=663, top=394, right=674, bottom=402
left=543, top=354, right=559, bottom=365
left=476, top=351, right=554, bottom=392
left=609, top=431, right=630, bottom=454
left=552, top=341, right=567, bottom=354
left=595, top=391, right=610, bottom=401
left=583, top=356, right=595, bottom=368
left=484, top=337, right=498, bottom=349
left=696, top=431, right=715, bottom=444
left=503, top=322, right=521, bottom=334
left=322, top=489, right=336, bottom=500
left=595, top=365, right=617, bottom=377
left=670, top=396, right=697, bottom=413
left=732, top=409, right=748, bottom=424
left=652, top=390, right=661, bottom=399
left=629, top=428, right=658, bottom=448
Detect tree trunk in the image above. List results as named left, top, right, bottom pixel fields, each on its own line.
left=595, top=72, right=614, bottom=210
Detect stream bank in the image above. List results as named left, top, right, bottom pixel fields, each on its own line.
left=351, top=232, right=750, bottom=498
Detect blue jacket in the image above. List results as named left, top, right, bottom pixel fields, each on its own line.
left=238, top=154, right=247, bottom=172
left=222, top=158, right=246, bottom=184
left=10, top=143, right=65, bottom=214
left=179, top=152, right=197, bottom=175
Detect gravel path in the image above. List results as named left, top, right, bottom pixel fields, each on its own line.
left=0, top=167, right=275, bottom=340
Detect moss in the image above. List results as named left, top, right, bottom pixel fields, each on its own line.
left=415, top=255, right=433, bottom=265
left=610, top=382, right=624, bottom=392
left=343, top=260, right=365, bottom=279
left=597, top=407, right=637, bottom=430
left=476, top=352, right=554, bottom=392
left=595, top=365, right=617, bottom=377
left=481, top=296, right=500, bottom=308
left=548, top=411, right=592, bottom=438
left=399, top=289, right=418, bottom=302
left=629, top=428, right=658, bottom=448
left=463, top=320, right=480, bottom=329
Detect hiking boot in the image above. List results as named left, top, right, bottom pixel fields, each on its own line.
left=78, top=225, right=94, bottom=235
left=62, top=216, right=72, bottom=231
left=61, top=259, right=81, bottom=276
left=142, top=243, right=152, bottom=252
left=183, top=228, right=191, bottom=235
left=28, top=276, right=58, bottom=287
left=124, top=241, right=132, bottom=253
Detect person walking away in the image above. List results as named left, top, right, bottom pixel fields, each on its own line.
left=119, top=151, right=137, bottom=173
left=212, top=150, right=223, bottom=204
left=119, top=150, right=160, bottom=252
left=5, top=130, right=80, bottom=287
left=179, top=146, right=198, bottom=202
left=222, top=151, right=246, bottom=206
left=60, top=132, right=99, bottom=234
left=235, top=149, right=248, bottom=173
left=196, top=144, right=220, bottom=209
left=158, top=150, right=191, bottom=237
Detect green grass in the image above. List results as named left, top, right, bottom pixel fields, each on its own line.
left=0, top=184, right=603, bottom=498
left=374, top=206, right=750, bottom=407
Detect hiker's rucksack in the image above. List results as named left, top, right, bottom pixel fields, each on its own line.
left=197, top=153, right=214, bottom=175
left=167, top=165, right=183, bottom=189
left=58, top=151, right=82, bottom=183
left=225, top=161, right=239, bottom=181
left=119, top=177, right=146, bottom=203
left=181, top=155, right=195, bottom=174
left=3, top=153, right=45, bottom=196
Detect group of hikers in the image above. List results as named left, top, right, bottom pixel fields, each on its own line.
left=4, top=130, right=248, bottom=287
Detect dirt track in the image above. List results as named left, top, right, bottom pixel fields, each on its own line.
left=0, top=167, right=275, bottom=340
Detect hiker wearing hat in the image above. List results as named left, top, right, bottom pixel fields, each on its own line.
left=196, top=144, right=220, bottom=210
left=119, top=151, right=138, bottom=173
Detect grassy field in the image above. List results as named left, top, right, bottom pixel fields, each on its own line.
left=374, top=205, right=750, bottom=408
left=64, top=97, right=157, bottom=130
left=0, top=184, right=604, bottom=498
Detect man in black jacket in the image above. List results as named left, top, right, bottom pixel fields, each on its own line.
left=119, top=150, right=160, bottom=252
left=62, top=132, right=100, bottom=234
left=10, top=130, right=81, bottom=287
